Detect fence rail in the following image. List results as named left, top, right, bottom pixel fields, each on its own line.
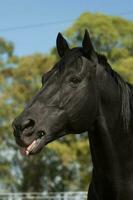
left=0, top=192, right=87, bottom=200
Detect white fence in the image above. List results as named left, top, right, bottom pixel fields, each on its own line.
left=0, top=192, right=87, bottom=200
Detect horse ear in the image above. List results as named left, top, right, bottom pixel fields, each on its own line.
left=82, top=30, right=96, bottom=60
left=56, top=33, right=69, bottom=57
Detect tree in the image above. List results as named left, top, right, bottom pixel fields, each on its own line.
left=65, top=12, right=133, bottom=62
left=0, top=37, right=18, bottom=190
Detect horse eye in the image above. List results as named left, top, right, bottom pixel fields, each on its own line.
left=69, top=76, right=81, bottom=84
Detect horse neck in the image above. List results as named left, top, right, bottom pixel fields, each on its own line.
left=89, top=63, right=133, bottom=184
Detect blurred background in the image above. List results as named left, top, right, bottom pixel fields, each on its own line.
left=0, top=0, right=133, bottom=198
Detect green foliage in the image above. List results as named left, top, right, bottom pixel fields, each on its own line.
left=65, top=12, right=133, bottom=61
left=0, top=37, right=14, bottom=59
left=114, top=57, right=133, bottom=83
left=0, top=12, right=132, bottom=192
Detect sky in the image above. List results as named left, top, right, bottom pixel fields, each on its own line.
left=0, top=0, right=133, bottom=56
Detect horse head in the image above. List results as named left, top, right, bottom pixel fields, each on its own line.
left=12, top=30, right=99, bottom=155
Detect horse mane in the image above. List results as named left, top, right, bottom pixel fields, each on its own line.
left=97, top=54, right=132, bottom=131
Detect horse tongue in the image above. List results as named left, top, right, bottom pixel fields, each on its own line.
left=20, top=147, right=27, bottom=156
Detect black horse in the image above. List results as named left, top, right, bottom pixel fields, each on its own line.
left=13, top=30, right=133, bottom=200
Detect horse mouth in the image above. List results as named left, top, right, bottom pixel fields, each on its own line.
left=20, top=131, right=46, bottom=156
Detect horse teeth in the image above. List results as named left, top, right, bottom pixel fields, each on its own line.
left=27, top=140, right=37, bottom=151
left=26, top=137, right=42, bottom=154
left=37, top=138, right=41, bottom=143
left=26, top=150, right=29, bottom=155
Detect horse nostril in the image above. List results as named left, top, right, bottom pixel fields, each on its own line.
left=21, top=119, right=35, bottom=131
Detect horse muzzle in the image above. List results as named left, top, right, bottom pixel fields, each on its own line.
left=12, top=117, right=47, bottom=155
